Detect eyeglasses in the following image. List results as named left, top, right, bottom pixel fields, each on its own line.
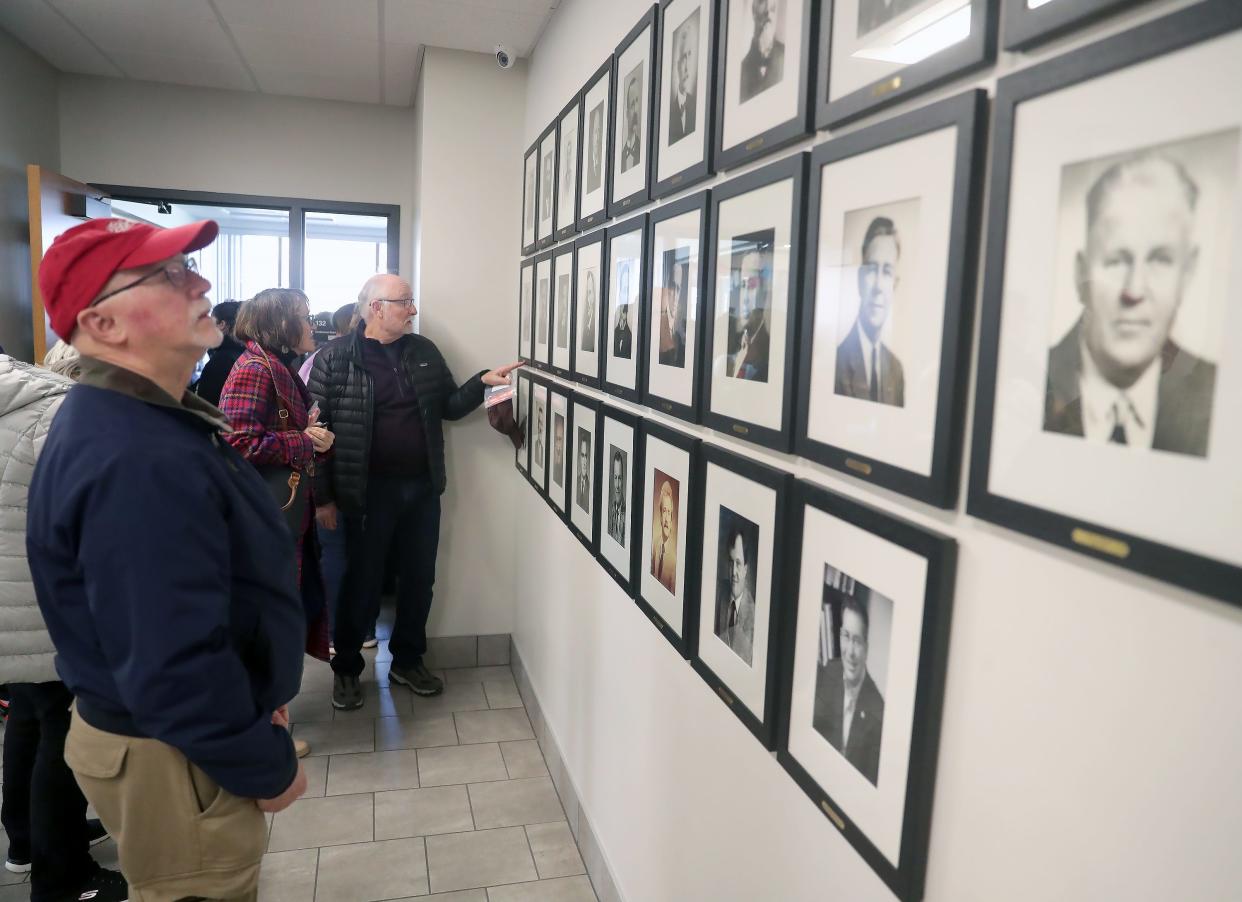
left=377, top=298, right=417, bottom=308
left=92, top=258, right=202, bottom=307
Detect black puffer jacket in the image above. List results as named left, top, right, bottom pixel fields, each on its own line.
left=307, top=324, right=485, bottom=512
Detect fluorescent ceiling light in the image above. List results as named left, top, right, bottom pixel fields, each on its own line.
left=853, top=3, right=971, bottom=65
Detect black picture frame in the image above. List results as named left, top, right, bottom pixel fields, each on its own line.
left=555, top=93, right=583, bottom=242
left=652, top=0, right=719, bottom=198
left=531, top=249, right=555, bottom=373
left=776, top=479, right=957, bottom=902
left=522, top=140, right=539, bottom=256
left=551, top=243, right=577, bottom=378
left=526, top=373, right=552, bottom=496
left=572, top=228, right=607, bottom=390
left=515, top=369, right=533, bottom=478
left=635, top=419, right=703, bottom=660
left=578, top=58, right=616, bottom=233
left=691, top=442, right=791, bottom=749
left=597, top=405, right=645, bottom=597
left=643, top=189, right=710, bottom=425
left=816, top=0, right=998, bottom=130
left=536, top=120, right=559, bottom=251
left=701, top=152, right=807, bottom=453
left=601, top=212, right=651, bottom=404
left=1003, top=0, right=1152, bottom=51
left=795, top=90, right=987, bottom=509
left=544, top=382, right=573, bottom=520
left=567, top=393, right=604, bottom=554
left=713, top=0, right=815, bottom=172
left=517, top=256, right=535, bottom=364
left=968, top=0, right=1242, bottom=607
left=609, top=5, right=660, bottom=218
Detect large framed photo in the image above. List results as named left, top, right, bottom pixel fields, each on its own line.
left=714, top=0, right=814, bottom=171
left=602, top=213, right=650, bottom=403
left=532, top=251, right=554, bottom=371
left=597, top=406, right=644, bottom=595
left=637, top=421, right=702, bottom=658
left=817, top=0, right=997, bottom=130
left=579, top=59, right=615, bottom=232
left=569, top=394, right=604, bottom=553
left=518, top=258, right=534, bottom=363
left=536, top=122, right=558, bottom=250
left=1003, top=0, right=1152, bottom=51
left=702, top=153, right=807, bottom=452
left=529, top=376, right=551, bottom=494
left=522, top=141, right=539, bottom=256
left=969, top=2, right=1242, bottom=607
left=653, top=0, right=718, bottom=198
left=796, top=91, right=987, bottom=508
left=778, top=480, right=956, bottom=902
left=692, top=443, right=790, bottom=747
left=556, top=94, right=583, bottom=242
left=644, top=190, right=710, bottom=424
left=572, top=229, right=607, bottom=389
left=551, top=244, right=576, bottom=377
left=610, top=6, right=659, bottom=218
left=516, top=370, right=533, bottom=479
left=546, top=385, right=573, bottom=519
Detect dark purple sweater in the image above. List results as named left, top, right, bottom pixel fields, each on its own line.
left=361, top=335, right=429, bottom=477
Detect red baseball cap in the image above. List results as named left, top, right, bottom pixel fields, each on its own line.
left=39, top=217, right=219, bottom=341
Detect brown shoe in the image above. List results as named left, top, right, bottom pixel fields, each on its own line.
left=294, top=737, right=311, bottom=758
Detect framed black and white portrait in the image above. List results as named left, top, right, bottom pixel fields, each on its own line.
left=778, top=480, right=956, bottom=902
left=970, top=2, right=1242, bottom=607
left=522, top=141, right=539, bottom=256
left=579, top=59, right=615, bottom=232
left=653, top=0, right=717, bottom=198
left=572, top=229, right=607, bottom=388
left=714, top=0, right=814, bottom=171
left=518, top=258, right=534, bottom=363
left=529, top=376, right=551, bottom=494
left=536, top=122, right=558, bottom=250
left=546, top=385, right=572, bottom=518
left=692, top=442, right=790, bottom=747
left=644, top=190, right=710, bottom=424
left=702, top=153, right=806, bottom=452
left=610, top=6, right=658, bottom=218
left=1003, top=0, right=1152, bottom=51
left=569, top=394, right=604, bottom=552
left=556, top=94, right=583, bottom=242
left=602, top=213, right=650, bottom=403
left=551, top=244, right=576, bottom=377
left=796, top=91, right=986, bottom=508
left=817, top=0, right=996, bottom=130
left=533, top=251, right=554, bottom=371
left=597, top=406, right=644, bottom=595
left=637, top=421, right=701, bottom=658
left=516, top=370, right=533, bottom=479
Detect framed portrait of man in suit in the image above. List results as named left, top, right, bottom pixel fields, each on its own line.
left=551, top=244, right=576, bottom=377
left=778, top=479, right=956, bottom=902
left=597, top=406, right=644, bottom=596
left=555, top=95, right=583, bottom=242
left=796, top=91, right=986, bottom=508
left=692, top=443, right=790, bottom=748
left=578, top=59, right=615, bottom=232
left=568, top=394, right=603, bottom=553
left=532, top=251, right=554, bottom=371
left=653, top=0, right=718, bottom=198
left=610, top=7, right=658, bottom=218
left=522, top=141, right=539, bottom=255
left=602, top=213, right=650, bottom=403
left=572, top=230, right=606, bottom=389
left=517, top=258, right=534, bottom=363
left=515, top=370, right=533, bottom=479
left=536, top=122, right=558, bottom=250
left=545, top=386, right=572, bottom=519
left=970, top=3, right=1242, bottom=609
left=529, top=377, right=551, bottom=495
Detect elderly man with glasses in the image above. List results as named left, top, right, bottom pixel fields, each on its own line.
left=307, top=274, right=520, bottom=709
left=26, top=218, right=308, bottom=902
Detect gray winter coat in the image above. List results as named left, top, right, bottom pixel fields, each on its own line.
left=0, top=355, right=72, bottom=683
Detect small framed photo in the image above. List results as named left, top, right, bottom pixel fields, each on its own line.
left=714, top=0, right=814, bottom=171
left=569, top=394, right=604, bottom=552
left=778, top=480, right=956, bottom=902
left=644, top=189, right=710, bottom=424
left=653, top=0, right=718, bottom=198
left=816, top=0, right=997, bottom=130
left=602, top=213, right=650, bottom=403
left=702, top=153, right=807, bottom=452
left=1003, top=0, right=1151, bottom=51
left=796, top=91, right=987, bottom=508
left=529, top=376, right=551, bottom=494
left=572, top=229, right=607, bottom=389
left=516, top=370, right=533, bottom=479
left=692, top=442, right=790, bottom=747
left=556, top=94, right=583, bottom=242
left=551, top=244, right=576, bottom=377
left=578, top=59, right=615, bottom=233
left=532, top=251, right=554, bottom=371
left=969, top=1, right=1242, bottom=607
left=522, top=140, right=539, bottom=256
left=610, top=5, right=658, bottom=218
left=536, top=121, right=558, bottom=250
left=597, top=406, right=644, bottom=595
left=546, top=384, right=572, bottom=518
left=637, top=420, right=702, bottom=658
left=518, top=257, right=534, bottom=363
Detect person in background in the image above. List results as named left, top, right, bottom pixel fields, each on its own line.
left=27, top=218, right=307, bottom=902
left=0, top=347, right=122, bottom=902
left=193, top=299, right=243, bottom=407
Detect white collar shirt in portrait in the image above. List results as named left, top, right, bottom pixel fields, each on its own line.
left=842, top=677, right=862, bottom=746
left=855, top=322, right=882, bottom=391
left=1078, top=337, right=1160, bottom=449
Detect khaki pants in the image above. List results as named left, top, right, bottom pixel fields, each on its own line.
left=64, top=709, right=267, bottom=902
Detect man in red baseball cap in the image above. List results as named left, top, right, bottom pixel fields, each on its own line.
left=27, top=218, right=307, bottom=902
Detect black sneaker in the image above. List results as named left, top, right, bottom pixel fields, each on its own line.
left=390, top=661, right=444, bottom=697
left=332, top=672, right=364, bottom=710
left=69, top=867, right=128, bottom=902
left=87, top=818, right=109, bottom=847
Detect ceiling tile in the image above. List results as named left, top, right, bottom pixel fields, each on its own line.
left=229, top=25, right=380, bottom=73
left=250, top=61, right=380, bottom=105
left=385, top=1, right=546, bottom=56
left=0, top=0, right=123, bottom=76
left=213, top=0, right=379, bottom=41
left=383, top=41, right=421, bottom=107
left=50, top=0, right=236, bottom=60
left=108, top=49, right=256, bottom=92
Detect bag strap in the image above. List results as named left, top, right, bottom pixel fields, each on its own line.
left=252, top=346, right=294, bottom=433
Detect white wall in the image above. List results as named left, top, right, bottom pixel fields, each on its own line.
left=515, top=1, right=1242, bottom=901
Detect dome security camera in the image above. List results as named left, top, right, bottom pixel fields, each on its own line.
left=495, top=44, right=515, bottom=69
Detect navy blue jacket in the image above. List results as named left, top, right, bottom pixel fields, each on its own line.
left=27, top=358, right=305, bottom=800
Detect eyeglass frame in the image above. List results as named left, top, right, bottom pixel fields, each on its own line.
left=90, top=257, right=203, bottom=308
left=375, top=297, right=417, bottom=308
